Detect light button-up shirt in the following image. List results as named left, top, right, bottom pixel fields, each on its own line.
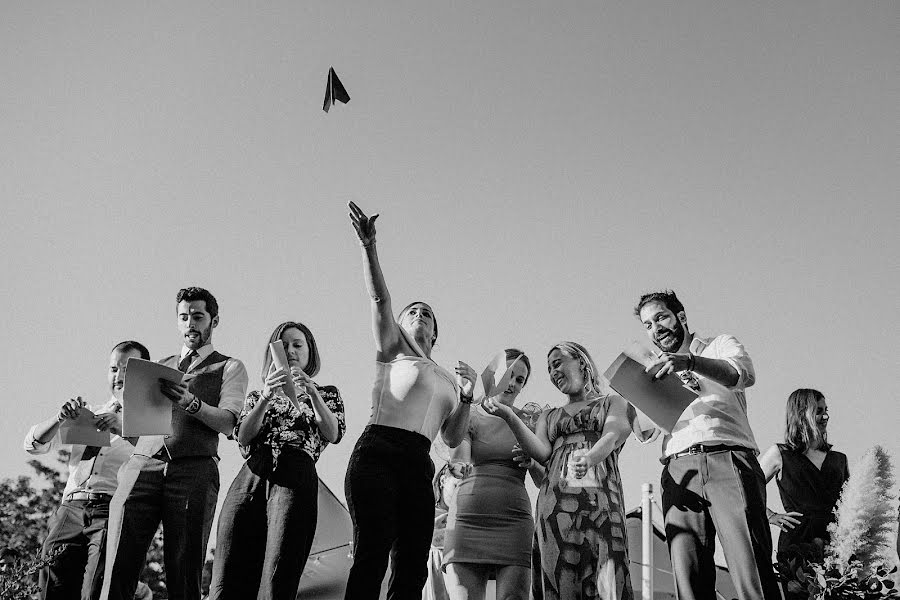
left=24, top=397, right=134, bottom=498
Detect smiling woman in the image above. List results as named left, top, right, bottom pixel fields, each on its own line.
left=490, top=342, right=637, bottom=600
left=759, top=389, right=849, bottom=600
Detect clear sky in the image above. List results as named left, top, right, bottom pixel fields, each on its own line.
left=1, top=1, right=897, bottom=551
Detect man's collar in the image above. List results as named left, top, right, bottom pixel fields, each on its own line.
left=181, top=343, right=214, bottom=360
left=689, top=334, right=710, bottom=355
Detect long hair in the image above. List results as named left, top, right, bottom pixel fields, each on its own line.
left=548, top=341, right=603, bottom=394
left=505, top=348, right=531, bottom=386
left=259, top=321, right=321, bottom=382
left=783, top=388, right=826, bottom=452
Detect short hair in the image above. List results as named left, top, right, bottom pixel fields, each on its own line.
left=634, top=290, right=685, bottom=318
left=260, top=321, right=321, bottom=382
left=784, top=388, right=827, bottom=452
left=111, top=340, right=150, bottom=361
left=176, top=287, right=219, bottom=319
left=505, top=348, right=531, bottom=386
left=398, top=300, right=438, bottom=344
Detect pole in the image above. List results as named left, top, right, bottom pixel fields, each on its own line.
left=642, top=482, right=654, bottom=600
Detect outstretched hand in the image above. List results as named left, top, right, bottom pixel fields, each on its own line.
left=482, top=397, right=515, bottom=421
left=349, top=201, right=379, bottom=246
left=455, top=361, right=477, bottom=399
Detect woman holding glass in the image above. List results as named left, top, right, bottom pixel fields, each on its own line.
left=487, top=342, right=634, bottom=600
left=209, top=321, right=345, bottom=600
left=343, top=202, right=473, bottom=600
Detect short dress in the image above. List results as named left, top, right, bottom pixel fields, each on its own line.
left=775, top=444, right=849, bottom=550
left=443, top=405, right=534, bottom=570
left=535, top=395, right=633, bottom=600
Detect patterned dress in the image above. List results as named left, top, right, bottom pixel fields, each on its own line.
left=535, top=395, right=633, bottom=600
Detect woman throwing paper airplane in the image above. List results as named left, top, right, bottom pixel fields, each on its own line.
left=344, top=201, right=473, bottom=600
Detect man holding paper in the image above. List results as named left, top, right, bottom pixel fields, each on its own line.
left=105, top=287, right=248, bottom=600
left=24, top=340, right=150, bottom=600
left=634, top=290, right=779, bottom=600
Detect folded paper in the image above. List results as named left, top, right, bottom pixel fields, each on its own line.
left=59, top=407, right=111, bottom=446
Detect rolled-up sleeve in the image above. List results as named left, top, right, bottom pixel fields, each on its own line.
left=714, top=335, right=755, bottom=390
left=219, top=358, right=250, bottom=417
left=24, top=425, right=52, bottom=455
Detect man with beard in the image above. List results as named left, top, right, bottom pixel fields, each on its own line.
left=25, top=340, right=149, bottom=600
left=634, top=290, right=779, bottom=600
left=103, top=287, right=248, bottom=600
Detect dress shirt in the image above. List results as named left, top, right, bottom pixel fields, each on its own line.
left=177, top=343, right=248, bottom=417
left=24, top=397, right=134, bottom=497
left=661, top=334, right=759, bottom=457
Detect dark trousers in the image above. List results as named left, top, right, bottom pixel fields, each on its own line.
left=107, top=456, right=219, bottom=600
left=661, top=449, right=781, bottom=600
left=40, top=499, right=110, bottom=600
left=209, top=446, right=319, bottom=600
left=344, top=425, right=435, bottom=600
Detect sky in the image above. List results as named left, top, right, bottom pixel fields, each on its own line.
left=1, top=1, right=898, bottom=553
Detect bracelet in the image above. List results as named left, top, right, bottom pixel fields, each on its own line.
left=459, top=392, right=474, bottom=404
left=184, top=397, right=202, bottom=415
left=361, top=240, right=376, bottom=249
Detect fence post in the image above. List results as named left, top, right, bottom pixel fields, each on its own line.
left=642, top=482, right=654, bottom=600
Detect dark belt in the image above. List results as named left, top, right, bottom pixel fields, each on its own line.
left=66, top=491, right=112, bottom=503
left=666, top=443, right=752, bottom=463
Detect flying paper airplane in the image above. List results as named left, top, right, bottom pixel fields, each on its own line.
left=323, top=67, right=350, bottom=113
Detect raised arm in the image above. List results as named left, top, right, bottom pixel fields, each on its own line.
left=349, top=201, right=401, bottom=358
left=440, top=361, right=476, bottom=448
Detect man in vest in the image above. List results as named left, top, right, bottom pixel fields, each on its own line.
left=104, top=287, right=248, bottom=600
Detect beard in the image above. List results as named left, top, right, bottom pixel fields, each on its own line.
left=653, top=319, right=686, bottom=352
left=184, top=324, right=212, bottom=349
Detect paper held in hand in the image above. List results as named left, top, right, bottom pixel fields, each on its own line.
left=59, top=407, right=111, bottom=446
left=603, top=342, right=698, bottom=434
left=269, top=342, right=304, bottom=412
left=480, top=351, right=523, bottom=399
left=122, top=358, right=178, bottom=436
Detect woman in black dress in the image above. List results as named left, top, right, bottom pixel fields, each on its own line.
left=760, top=388, right=849, bottom=597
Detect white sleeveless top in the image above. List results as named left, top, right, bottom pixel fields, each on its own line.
left=368, top=328, right=458, bottom=441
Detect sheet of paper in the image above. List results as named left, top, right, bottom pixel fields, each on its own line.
left=59, top=407, right=111, bottom=447
left=603, top=352, right=698, bottom=434
left=480, top=352, right=522, bottom=398
left=269, top=342, right=303, bottom=412
left=122, top=358, right=179, bottom=437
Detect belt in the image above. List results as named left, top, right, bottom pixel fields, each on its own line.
left=66, top=491, right=112, bottom=503
left=666, top=444, right=751, bottom=463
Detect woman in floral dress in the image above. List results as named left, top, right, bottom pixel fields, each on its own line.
left=209, top=321, right=345, bottom=600
left=488, top=342, right=634, bottom=600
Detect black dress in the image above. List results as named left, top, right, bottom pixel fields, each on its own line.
left=775, top=443, right=849, bottom=550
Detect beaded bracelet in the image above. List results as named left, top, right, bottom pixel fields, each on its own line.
left=459, top=393, right=474, bottom=405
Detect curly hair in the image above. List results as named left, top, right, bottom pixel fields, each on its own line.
left=633, top=289, right=685, bottom=318
left=176, top=287, right=219, bottom=319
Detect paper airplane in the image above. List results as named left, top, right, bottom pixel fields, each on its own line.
left=323, top=67, right=350, bottom=113
left=480, top=351, right=523, bottom=399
